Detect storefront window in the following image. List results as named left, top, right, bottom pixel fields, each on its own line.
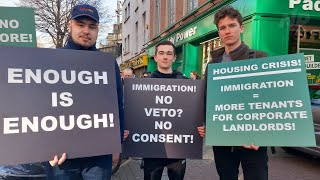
left=289, top=24, right=320, bottom=86
left=200, top=37, right=222, bottom=74
left=289, top=24, right=320, bottom=54
left=173, top=47, right=183, bottom=72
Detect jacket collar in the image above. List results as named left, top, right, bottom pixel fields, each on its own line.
left=63, top=38, right=97, bottom=51
left=151, top=70, right=183, bottom=78
left=210, top=42, right=249, bottom=63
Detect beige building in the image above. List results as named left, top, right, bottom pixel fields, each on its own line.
left=121, top=0, right=150, bottom=76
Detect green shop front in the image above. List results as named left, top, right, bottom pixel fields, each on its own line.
left=146, top=0, right=320, bottom=79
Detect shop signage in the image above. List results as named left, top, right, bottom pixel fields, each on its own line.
left=289, top=0, right=320, bottom=11
left=168, top=26, right=198, bottom=44
left=305, top=55, right=314, bottom=62
left=148, top=12, right=216, bottom=56
left=120, top=55, right=148, bottom=70
left=301, top=48, right=320, bottom=84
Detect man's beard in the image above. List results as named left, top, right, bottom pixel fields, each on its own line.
left=69, top=30, right=96, bottom=49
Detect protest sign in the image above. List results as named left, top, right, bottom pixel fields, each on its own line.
left=0, top=7, right=37, bottom=47
left=123, top=78, right=204, bottom=159
left=206, top=53, right=316, bottom=146
left=0, top=46, right=121, bottom=165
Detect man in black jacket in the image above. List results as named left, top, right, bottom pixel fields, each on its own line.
left=46, top=4, right=124, bottom=180
left=203, top=6, right=268, bottom=180
left=143, top=41, right=186, bottom=180
left=143, top=40, right=204, bottom=180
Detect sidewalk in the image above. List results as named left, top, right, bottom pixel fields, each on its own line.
left=111, top=147, right=293, bottom=180
left=111, top=146, right=218, bottom=180
left=111, top=158, right=218, bottom=180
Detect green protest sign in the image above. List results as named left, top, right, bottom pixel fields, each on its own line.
left=0, top=7, right=36, bottom=47
left=206, top=53, right=316, bottom=146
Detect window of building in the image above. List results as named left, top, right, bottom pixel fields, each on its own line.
left=124, top=7, right=128, bottom=20
left=289, top=23, right=320, bottom=85
left=127, top=35, right=130, bottom=52
left=128, top=3, right=131, bottom=18
left=142, top=12, right=147, bottom=44
left=167, top=0, right=175, bottom=26
left=135, top=0, right=139, bottom=11
left=200, top=37, right=222, bottom=74
left=154, top=0, right=161, bottom=35
left=124, top=3, right=131, bottom=22
left=186, top=0, right=198, bottom=13
left=135, top=21, right=139, bottom=54
left=124, top=37, right=127, bottom=53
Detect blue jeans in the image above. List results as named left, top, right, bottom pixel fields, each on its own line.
left=47, top=163, right=112, bottom=180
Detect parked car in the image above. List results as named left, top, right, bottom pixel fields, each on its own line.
left=0, top=163, right=46, bottom=179
left=282, top=104, right=320, bottom=158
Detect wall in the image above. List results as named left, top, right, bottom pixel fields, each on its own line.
left=122, top=0, right=150, bottom=62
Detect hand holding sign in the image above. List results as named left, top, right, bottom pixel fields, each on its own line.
left=49, top=153, right=67, bottom=167
left=124, top=130, right=130, bottom=141
left=197, top=126, right=205, bottom=138
left=242, top=144, right=260, bottom=151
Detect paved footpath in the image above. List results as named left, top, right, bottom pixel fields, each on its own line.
left=111, top=158, right=218, bottom=180
left=112, top=146, right=217, bottom=180
left=112, top=147, right=320, bottom=180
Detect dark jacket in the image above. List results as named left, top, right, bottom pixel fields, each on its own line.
left=151, top=70, right=187, bottom=79
left=58, top=38, right=124, bottom=169
left=209, top=42, right=267, bottom=63
left=145, top=70, right=187, bottom=163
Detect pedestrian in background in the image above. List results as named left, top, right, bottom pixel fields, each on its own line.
left=123, top=68, right=135, bottom=78
left=190, top=71, right=200, bottom=80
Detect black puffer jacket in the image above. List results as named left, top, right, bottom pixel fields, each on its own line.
left=151, top=70, right=187, bottom=79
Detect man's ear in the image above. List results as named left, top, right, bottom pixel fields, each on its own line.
left=240, top=25, right=244, bottom=33
left=154, top=55, right=157, bottom=62
left=173, top=55, right=176, bottom=62
left=67, top=21, right=72, bottom=33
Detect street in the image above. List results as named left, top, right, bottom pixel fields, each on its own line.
left=112, top=147, right=320, bottom=180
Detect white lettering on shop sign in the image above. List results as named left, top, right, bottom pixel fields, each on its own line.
left=304, top=55, right=314, bottom=62
left=289, top=0, right=320, bottom=11
left=168, top=26, right=198, bottom=44
left=176, top=26, right=197, bottom=43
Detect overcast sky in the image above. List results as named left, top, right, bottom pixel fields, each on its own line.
left=0, top=0, right=117, bottom=11
left=0, top=0, right=118, bottom=47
